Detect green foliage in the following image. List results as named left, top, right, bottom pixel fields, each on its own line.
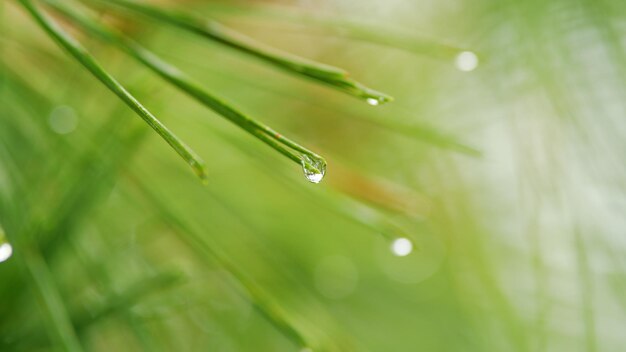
left=3, top=0, right=623, bottom=351
left=17, top=0, right=209, bottom=182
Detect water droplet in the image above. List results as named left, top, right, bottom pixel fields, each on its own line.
left=390, top=237, right=413, bottom=257
left=377, top=234, right=445, bottom=283
left=455, top=51, right=479, bottom=72
left=0, top=243, right=13, bottom=263
left=301, top=154, right=326, bottom=184
left=366, top=97, right=380, bottom=106
left=300, top=348, right=313, bottom=352
left=49, top=105, right=78, bottom=134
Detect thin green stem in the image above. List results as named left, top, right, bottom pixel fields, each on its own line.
left=17, top=0, right=208, bottom=182
left=45, top=0, right=326, bottom=181
left=74, top=272, right=183, bottom=330
left=126, top=175, right=313, bottom=350
left=85, top=0, right=392, bottom=105
left=20, top=246, right=83, bottom=352
left=574, top=228, right=597, bottom=352
left=196, top=3, right=477, bottom=61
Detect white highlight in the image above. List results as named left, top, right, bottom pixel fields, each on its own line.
left=301, top=155, right=326, bottom=184
left=390, top=237, right=413, bottom=257
left=366, top=98, right=380, bottom=106
left=0, top=243, right=13, bottom=263
left=455, top=51, right=479, bottom=72
left=305, top=172, right=323, bottom=184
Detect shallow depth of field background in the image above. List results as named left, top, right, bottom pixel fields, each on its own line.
left=2, top=0, right=626, bottom=351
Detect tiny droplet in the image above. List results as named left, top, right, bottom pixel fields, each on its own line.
left=455, top=51, right=479, bottom=72
left=390, top=237, right=413, bottom=257
left=366, top=97, right=380, bottom=106
left=301, top=154, right=326, bottom=184
left=0, top=243, right=13, bottom=263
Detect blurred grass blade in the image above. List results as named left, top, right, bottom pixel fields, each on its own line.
left=74, top=271, right=183, bottom=330
left=201, top=3, right=478, bottom=62
left=20, top=246, right=83, bottom=352
left=46, top=0, right=327, bottom=183
left=127, top=176, right=313, bottom=350
left=574, top=229, right=597, bottom=352
left=42, top=122, right=148, bottom=256
left=16, top=0, right=208, bottom=182
left=67, top=237, right=165, bottom=350
left=335, top=22, right=477, bottom=62
left=87, top=0, right=393, bottom=105
left=2, top=272, right=181, bottom=351
left=360, top=115, right=481, bottom=156
left=208, top=126, right=420, bottom=243
left=0, top=118, right=151, bottom=349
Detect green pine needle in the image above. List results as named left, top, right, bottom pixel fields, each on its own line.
left=87, top=0, right=393, bottom=105
left=17, top=0, right=209, bottom=183
left=44, top=0, right=327, bottom=182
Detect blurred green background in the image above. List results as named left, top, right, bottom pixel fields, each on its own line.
left=2, top=0, right=626, bottom=351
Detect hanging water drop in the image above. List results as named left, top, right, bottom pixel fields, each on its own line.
left=301, top=154, right=326, bottom=184
left=390, top=237, right=413, bottom=257
left=0, top=243, right=13, bottom=263
left=455, top=51, right=479, bottom=72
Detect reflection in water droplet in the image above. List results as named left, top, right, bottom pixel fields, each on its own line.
left=390, top=237, right=413, bottom=257
left=301, top=154, right=326, bottom=184
left=49, top=106, right=79, bottom=135
left=366, top=97, right=380, bottom=106
left=455, top=51, right=479, bottom=72
left=0, top=243, right=13, bottom=263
